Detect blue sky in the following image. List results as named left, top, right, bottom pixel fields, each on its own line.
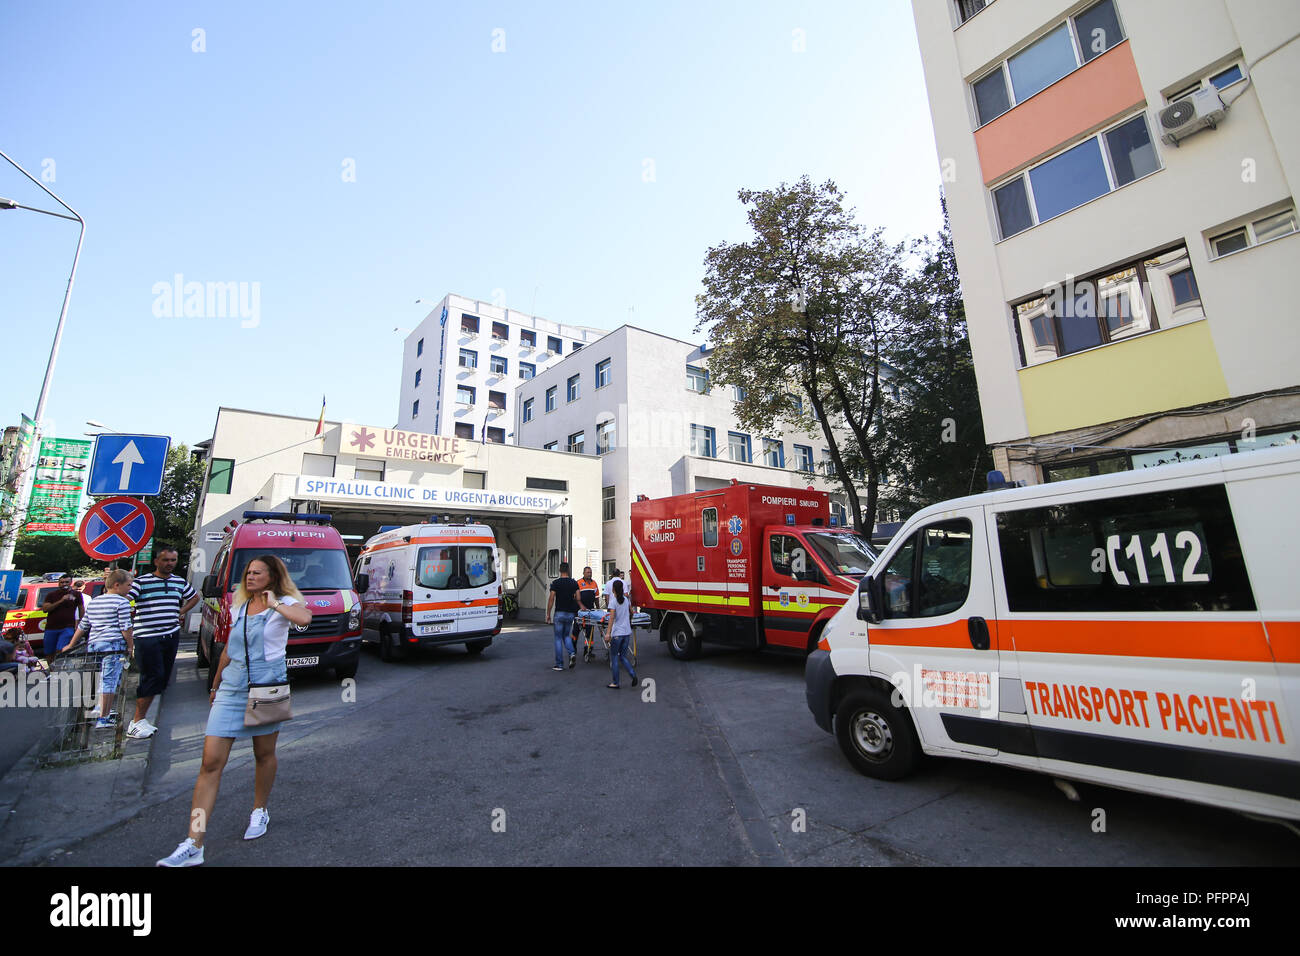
left=1, top=0, right=943, bottom=450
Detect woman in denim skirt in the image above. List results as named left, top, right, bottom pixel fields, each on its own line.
left=157, top=554, right=311, bottom=866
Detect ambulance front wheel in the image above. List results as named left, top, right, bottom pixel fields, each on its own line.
left=835, top=689, right=920, bottom=780
left=664, top=618, right=701, bottom=660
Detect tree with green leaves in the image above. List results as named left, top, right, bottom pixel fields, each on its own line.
left=695, top=176, right=907, bottom=533
left=152, top=444, right=205, bottom=569
left=876, top=200, right=993, bottom=517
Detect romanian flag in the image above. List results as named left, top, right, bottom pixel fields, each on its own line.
left=315, top=396, right=325, bottom=436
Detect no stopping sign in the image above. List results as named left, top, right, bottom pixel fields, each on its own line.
left=78, top=496, right=155, bottom=561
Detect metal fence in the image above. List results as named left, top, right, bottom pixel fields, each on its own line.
left=32, top=650, right=135, bottom=768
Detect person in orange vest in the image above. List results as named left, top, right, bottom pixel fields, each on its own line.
left=573, top=567, right=601, bottom=662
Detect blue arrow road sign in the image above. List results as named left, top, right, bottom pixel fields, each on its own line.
left=88, top=434, right=171, bottom=496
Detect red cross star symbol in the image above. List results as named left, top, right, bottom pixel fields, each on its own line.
left=351, top=427, right=376, bottom=452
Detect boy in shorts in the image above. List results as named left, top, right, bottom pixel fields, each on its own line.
left=60, top=570, right=135, bottom=729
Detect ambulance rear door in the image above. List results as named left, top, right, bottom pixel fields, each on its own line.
left=865, top=505, right=1001, bottom=758
left=412, top=534, right=498, bottom=636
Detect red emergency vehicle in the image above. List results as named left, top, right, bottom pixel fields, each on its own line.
left=198, top=512, right=363, bottom=686
left=631, top=482, right=878, bottom=659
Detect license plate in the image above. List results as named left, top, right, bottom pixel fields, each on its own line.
left=287, top=656, right=319, bottom=668
left=419, top=623, right=453, bottom=635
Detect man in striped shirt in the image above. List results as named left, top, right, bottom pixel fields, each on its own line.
left=126, top=548, right=199, bottom=739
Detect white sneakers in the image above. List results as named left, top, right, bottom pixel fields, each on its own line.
left=126, top=719, right=157, bottom=739
left=156, top=838, right=204, bottom=867
left=157, top=808, right=268, bottom=866
left=244, top=808, right=270, bottom=840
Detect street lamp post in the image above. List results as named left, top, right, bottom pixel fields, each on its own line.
left=0, top=149, right=86, bottom=571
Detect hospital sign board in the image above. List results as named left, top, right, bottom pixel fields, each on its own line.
left=340, top=423, right=465, bottom=466
left=294, top=476, right=564, bottom=514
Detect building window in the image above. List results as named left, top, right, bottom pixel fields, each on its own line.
left=520, top=329, right=536, bottom=348
left=547, top=335, right=563, bottom=354
left=1209, top=205, right=1298, bottom=258
left=527, top=477, right=568, bottom=491
left=567, top=431, right=585, bottom=454
left=486, top=426, right=505, bottom=443
left=1013, top=244, right=1202, bottom=366
left=571, top=343, right=583, bottom=352
left=820, top=449, right=833, bottom=476
left=733, top=385, right=747, bottom=402
left=457, top=385, right=476, bottom=406
left=603, top=559, right=616, bottom=580
left=955, top=0, right=989, bottom=26
left=602, top=485, right=615, bottom=522
left=689, top=424, right=716, bottom=458
left=458, top=348, right=477, bottom=369
left=972, top=1, right=1125, bottom=127
left=411, top=400, right=419, bottom=418
left=794, top=444, right=814, bottom=471
left=416, top=338, right=423, bottom=356
left=355, top=458, right=385, bottom=482
left=519, top=361, right=536, bottom=380
left=455, top=423, right=474, bottom=440
left=414, top=368, right=422, bottom=387
left=686, top=365, right=708, bottom=393
left=545, top=386, right=557, bottom=412
left=487, top=390, right=505, bottom=411
left=763, top=439, right=784, bottom=468
left=595, top=358, right=612, bottom=389
left=491, top=321, right=509, bottom=341
left=207, top=458, right=234, bottom=494
left=522, top=398, right=534, bottom=422
left=461, top=314, right=479, bottom=335
left=727, top=431, right=752, bottom=463
left=544, top=441, right=558, bottom=451
left=463, top=469, right=485, bottom=489
left=490, top=355, right=507, bottom=375
left=302, top=453, right=335, bottom=477
left=596, top=419, right=615, bottom=455
left=993, top=112, right=1159, bottom=239
left=567, top=374, right=580, bottom=402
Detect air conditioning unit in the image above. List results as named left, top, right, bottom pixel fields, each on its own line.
left=1158, top=88, right=1225, bottom=146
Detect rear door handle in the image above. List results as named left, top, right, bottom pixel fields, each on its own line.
left=967, top=616, right=990, bottom=651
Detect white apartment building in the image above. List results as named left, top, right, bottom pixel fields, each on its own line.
left=397, top=293, right=607, bottom=444
left=513, top=325, right=856, bottom=580
left=914, top=0, right=1300, bottom=484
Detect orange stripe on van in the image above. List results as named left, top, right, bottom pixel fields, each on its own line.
left=413, top=598, right=499, bottom=612
left=1265, top=621, right=1300, bottom=664
left=1009, top=619, right=1274, bottom=662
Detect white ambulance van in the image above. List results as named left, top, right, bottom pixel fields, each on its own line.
left=806, top=444, right=1300, bottom=820
left=358, top=519, right=502, bottom=660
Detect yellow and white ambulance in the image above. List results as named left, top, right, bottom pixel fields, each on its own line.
left=806, top=444, right=1300, bottom=820
left=357, top=519, right=502, bottom=661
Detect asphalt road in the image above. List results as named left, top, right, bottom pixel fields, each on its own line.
left=32, top=623, right=1300, bottom=866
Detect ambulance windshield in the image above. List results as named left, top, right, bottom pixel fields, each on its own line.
left=805, top=532, right=878, bottom=576
left=417, top=546, right=497, bottom=590
left=230, top=548, right=354, bottom=592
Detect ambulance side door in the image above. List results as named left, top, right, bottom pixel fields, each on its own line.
left=866, top=508, right=1000, bottom=757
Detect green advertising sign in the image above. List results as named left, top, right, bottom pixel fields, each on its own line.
left=25, top=436, right=92, bottom=537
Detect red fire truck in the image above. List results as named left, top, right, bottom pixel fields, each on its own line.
left=630, top=482, right=878, bottom=659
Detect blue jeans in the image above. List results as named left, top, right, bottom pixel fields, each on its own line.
left=552, top=612, right=576, bottom=666
left=609, top=633, right=636, bottom=686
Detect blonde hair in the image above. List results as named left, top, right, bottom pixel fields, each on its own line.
left=105, top=569, right=132, bottom=588
left=233, top=554, right=305, bottom=608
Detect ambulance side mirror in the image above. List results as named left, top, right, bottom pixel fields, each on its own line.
left=201, top=575, right=218, bottom=599
left=354, top=573, right=369, bottom=593
left=857, top=576, right=882, bottom=624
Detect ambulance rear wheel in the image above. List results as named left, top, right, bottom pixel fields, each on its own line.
left=664, top=618, right=700, bottom=661
left=465, top=639, right=489, bottom=655
left=835, top=689, right=919, bottom=780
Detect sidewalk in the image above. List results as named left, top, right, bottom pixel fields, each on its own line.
left=0, top=641, right=210, bottom=866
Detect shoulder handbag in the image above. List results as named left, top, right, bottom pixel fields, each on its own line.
left=243, top=603, right=293, bottom=727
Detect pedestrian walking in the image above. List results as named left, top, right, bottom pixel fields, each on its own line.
left=603, top=579, right=638, bottom=689
left=126, top=548, right=200, bottom=739
left=40, top=573, right=83, bottom=657
left=156, top=554, right=311, bottom=867
left=574, top=567, right=600, bottom=661
left=545, top=562, right=580, bottom=671
left=59, top=570, right=135, bottom=729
